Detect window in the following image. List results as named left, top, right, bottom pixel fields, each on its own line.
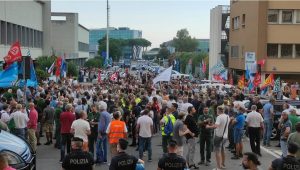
left=268, top=10, right=279, bottom=23
left=231, top=46, right=239, bottom=58
left=282, top=10, right=293, bottom=23
left=267, top=44, right=278, bottom=57
left=7, top=22, right=12, bottom=44
left=232, top=17, right=239, bottom=30
left=296, top=44, right=300, bottom=58
left=296, top=10, right=300, bottom=23
left=242, top=14, right=246, bottom=27
left=281, top=44, right=293, bottom=58
left=0, top=21, right=6, bottom=44
left=78, top=42, right=89, bottom=52
left=22, top=26, right=26, bottom=46
left=12, top=24, right=17, bottom=43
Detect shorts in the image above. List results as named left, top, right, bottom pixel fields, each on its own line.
left=43, top=123, right=53, bottom=133
left=234, top=128, right=243, bottom=144
left=213, top=137, right=227, bottom=152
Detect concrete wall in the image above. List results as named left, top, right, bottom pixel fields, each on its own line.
left=209, top=6, right=222, bottom=79
left=78, top=25, right=89, bottom=44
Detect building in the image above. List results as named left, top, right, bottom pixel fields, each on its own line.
left=209, top=5, right=230, bottom=79
left=51, top=12, right=89, bottom=66
left=229, top=0, right=300, bottom=82
left=196, top=39, right=210, bottom=53
left=89, top=27, right=142, bottom=58
left=0, top=0, right=51, bottom=60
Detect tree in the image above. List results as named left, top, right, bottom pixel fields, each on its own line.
left=98, top=37, right=124, bottom=61
left=172, top=29, right=198, bottom=52
left=157, top=44, right=170, bottom=60
left=84, top=57, right=104, bottom=69
left=35, top=56, right=56, bottom=72
left=35, top=68, right=49, bottom=82
left=67, top=62, right=78, bottom=77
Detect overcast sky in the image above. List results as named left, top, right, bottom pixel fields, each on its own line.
left=52, top=0, right=229, bottom=48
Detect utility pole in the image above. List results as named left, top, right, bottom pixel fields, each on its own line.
left=106, top=0, right=110, bottom=65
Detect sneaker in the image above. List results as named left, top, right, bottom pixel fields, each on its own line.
left=198, top=161, right=205, bottom=165
left=205, top=161, right=211, bottom=166
left=221, top=165, right=226, bottom=169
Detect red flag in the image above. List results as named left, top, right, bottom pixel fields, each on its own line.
left=55, top=57, right=62, bottom=77
left=98, top=69, right=101, bottom=83
left=253, top=73, right=261, bottom=87
left=261, top=73, right=274, bottom=90
left=202, top=60, right=206, bottom=73
left=257, top=59, right=266, bottom=66
left=110, top=72, right=118, bottom=81
left=229, top=72, right=233, bottom=85
left=238, top=74, right=245, bottom=89
left=4, top=41, right=22, bottom=67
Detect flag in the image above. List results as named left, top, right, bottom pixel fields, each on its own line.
left=273, top=77, right=281, bottom=93
left=261, top=86, right=268, bottom=96
left=110, top=72, right=118, bottom=81
left=229, top=72, right=233, bottom=85
left=238, top=74, right=245, bottom=89
left=48, top=61, right=55, bottom=74
left=202, top=60, right=206, bottom=73
left=257, top=59, right=266, bottom=66
left=60, top=59, right=67, bottom=78
left=253, top=73, right=261, bottom=88
left=153, top=66, right=172, bottom=85
left=3, top=42, right=22, bottom=68
left=261, top=73, right=274, bottom=90
left=245, top=65, right=250, bottom=80
left=55, top=57, right=62, bottom=77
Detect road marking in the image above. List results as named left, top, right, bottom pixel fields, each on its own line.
left=244, top=138, right=280, bottom=158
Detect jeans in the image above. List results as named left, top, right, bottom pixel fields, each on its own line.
left=200, top=135, right=212, bottom=162
left=60, top=133, right=72, bottom=161
left=280, top=140, right=288, bottom=157
left=96, top=134, right=108, bottom=163
left=263, top=119, right=273, bottom=145
left=228, top=124, right=235, bottom=148
left=14, top=128, right=26, bottom=139
left=55, top=125, right=61, bottom=147
left=248, top=127, right=261, bottom=154
left=138, top=136, right=152, bottom=160
left=162, top=135, right=172, bottom=153
left=88, top=134, right=97, bottom=156
left=186, top=138, right=196, bottom=166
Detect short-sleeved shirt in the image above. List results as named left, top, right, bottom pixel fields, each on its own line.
left=271, top=155, right=300, bottom=170
left=184, top=114, right=199, bottom=139
left=215, top=114, right=229, bottom=139
left=43, top=106, right=55, bottom=124
left=158, top=153, right=187, bottom=170
left=198, top=114, right=214, bottom=136
left=245, top=111, right=264, bottom=128
left=62, top=150, right=94, bottom=170
left=60, top=111, right=76, bottom=134
left=234, top=113, right=245, bottom=130
left=280, top=120, right=292, bottom=140
left=137, top=115, right=153, bottom=138
left=173, top=120, right=184, bottom=146
left=109, top=152, right=138, bottom=170
left=263, top=102, right=273, bottom=120
left=71, top=119, right=91, bottom=142
left=288, top=114, right=300, bottom=132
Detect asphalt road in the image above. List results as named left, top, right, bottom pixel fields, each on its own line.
left=36, top=133, right=281, bottom=170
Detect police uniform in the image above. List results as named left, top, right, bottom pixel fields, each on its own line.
left=109, top=152, right=138, bottom=170
left=62, top=149, right=94, bottom=170
left=271, top=155, right=300, bottom=170
left=158, top=153, right=187, bottom=170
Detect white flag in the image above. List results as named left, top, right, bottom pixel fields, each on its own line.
left=152, top=66, right=172, bottom=85
left=48, top=61, right=55, bottom=74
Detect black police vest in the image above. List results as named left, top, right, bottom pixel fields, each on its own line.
left=281, top=156, right=300, bottom=170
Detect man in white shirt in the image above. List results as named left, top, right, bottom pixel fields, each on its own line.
left=9, top=104, right=29, bottom=139
left=206, top=106, right=229, bottom=170
left=180, top=97, right=193, bottom=114
left=136, top=109, right=153, bottom=162
left=71, top=110, right=91, bottom=152
left=246, top=105, right=264, bottom=156
left=0, top=104, right=10, bottom=123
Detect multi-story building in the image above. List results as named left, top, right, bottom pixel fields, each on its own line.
left=197, top=39, right=210, bottom=53
left=229, top=0, right=300, bottom=82
left=51, top=12, right=89, bottom=66
left=209, top=5, right=230, bottom=79
left=89, top=27, right=142, bottom=58
left=0, top=0, right=51, bottom=60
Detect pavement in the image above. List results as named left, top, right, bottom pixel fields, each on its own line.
left=36, top=133, right=281, bottom=170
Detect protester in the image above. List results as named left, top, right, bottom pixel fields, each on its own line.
left=231, top=106, right=246, bottom=159
left=173, top=112, right=190, bottom=156
left=288, top=122, right=300, bottom=160
left=157, top=140, right=188, bottom=170
left=87, top=104, right=100, bottom=155
left=160, top=105, right=176, bottom=154
left=27, top=102, right=38, bottom=152
left=42, top=100, right=55, bottom=145
left=263, top=98, right=275, bottom=147
left=242, top=152, right=262, bottom=170
left=54, top=101, right=63, bottom=149
left=9, top=104, right=28, bottom=139
left=279, top=111, right=292, bottom=157
left=109, top=138, right=144, bottom=170
left=62, top=137, right=94, bottom=170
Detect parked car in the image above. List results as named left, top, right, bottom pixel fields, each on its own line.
left=0, top=130, right=36, bottom=170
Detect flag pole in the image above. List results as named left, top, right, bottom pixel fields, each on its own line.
left=23, top=56, right=27, bottom=105
left=106, top=0, right=110, bottom=66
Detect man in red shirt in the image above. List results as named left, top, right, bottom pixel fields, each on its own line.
left=27, top=102, right=38, bottom=152
left=60, top=104, right=75, bottom=163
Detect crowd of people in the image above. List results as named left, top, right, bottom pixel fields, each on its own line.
left=0, top=70, right=300, bottom=170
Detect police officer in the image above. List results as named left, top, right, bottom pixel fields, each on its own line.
left=269, top=142, right=300, bottom=170
left=157, top=140, right=188, bottom=170
left=109, top=138, right=144, bottom=170
left=62, top=137, right=94, bottom=170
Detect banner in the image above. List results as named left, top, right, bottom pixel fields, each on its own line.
left=261, top=74, right=274, bottom=90
left=60, top=59, right=67, bottom=78
left=245, top=52, right=256, bottom=70
left=238, top=74, right=245, bottom=89
left=48, top=61, right=55, bottom=74
left=4, top=42, right=22, bottom=68
left=273, top=77, right=281, bottom=93
left=110, top=72, right=118, bottom=81
left=253, top=73, right=261, bottom=88
left=55, top=57, right=62, bottom=77
left=152, top=66, right=172, bottom=85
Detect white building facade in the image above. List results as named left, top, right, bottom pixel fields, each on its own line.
left=0, top=0, right=51, bottom=60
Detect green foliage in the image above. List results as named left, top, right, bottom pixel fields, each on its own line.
left=172, top=29, right=198, bottom=52
left=35, top=56, right=56, bottom=71
left=84, top=57, right=104, bottom=69
left=173, top=52, right=208, bottom=74
left=67, top=62, right=78, bottom=77
left=35, top=68, right=49, bottom=81
left=157, top=47, right=170, bottom=60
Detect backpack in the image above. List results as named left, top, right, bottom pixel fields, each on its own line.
left=164, top=116, right=173, bottom=136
